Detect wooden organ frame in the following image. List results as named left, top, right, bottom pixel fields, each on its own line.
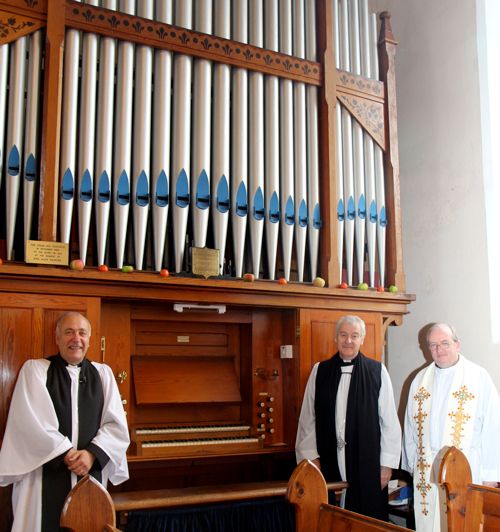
left=0, top=0, right=414, bottom=524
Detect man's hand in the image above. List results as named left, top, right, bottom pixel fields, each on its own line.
left=64, top=449, right=96, bottom=477
left=380, top=466, right=392, bottom=489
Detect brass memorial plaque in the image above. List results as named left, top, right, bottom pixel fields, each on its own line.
left=191, top=247, right=220, bottom=279
left=26, top=240, right=69, bottom=265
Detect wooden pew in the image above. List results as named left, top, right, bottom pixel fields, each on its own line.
left=60, top=475, right=120, bottom=532
left=286, top=460, right=409, bottom=531
left=439, top=446, right=500, bottom=531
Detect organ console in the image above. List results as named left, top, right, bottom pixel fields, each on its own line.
left=0, top=0, right=414, bottom=527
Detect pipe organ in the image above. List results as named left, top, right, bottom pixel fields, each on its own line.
left=0, top=0, right=413, bottom=525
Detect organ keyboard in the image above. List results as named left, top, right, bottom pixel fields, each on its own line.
left=131, top=424, right=264, bottom=458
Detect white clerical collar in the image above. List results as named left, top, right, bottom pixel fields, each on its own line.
left=435, top=354, right=460, bottom=372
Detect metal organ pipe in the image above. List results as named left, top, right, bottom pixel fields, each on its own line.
left=359, top=0, right=377, bottom=287
left=59, top=9, right=80, bottom=249
left=293, top=0, right=308, bottom=283
left=212, top=0, right=231, bottom=274
left=132, top=0, right=154, bottom=270
left=248, top=0, right=265, bottom=279
left=349, top=0, right=366, bottom=287
left=6, top=36, right=27, bottom=261
left=279, top=0, right=295, bottom=282
left=339, top=0, right=355, bottom=286
left=0, top=44, right=8, bottom=194
left=95, top=0, right=117, bottom=267
left=113, top=0, right=135, bottom=268
left=371, top=12, right=387, bottom=287
left=172, top=0, right=193, bottom=273
left=192, top=0, right=213, bottom=250
left=305, top=0, right=321, bottom=281
left=78, top=0, right=99, bottom=264
left=152, top=0, right=173, bottom=272
left=231, top=0, right=249, bottom=279
left=23, top=31, right=42, bottom=247
left=264, top=0, right=280, bottom=280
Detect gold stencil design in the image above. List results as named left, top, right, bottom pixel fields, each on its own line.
left=414, top=386, right=432, bottom=515
left=448, top=385, right=475, bottom=448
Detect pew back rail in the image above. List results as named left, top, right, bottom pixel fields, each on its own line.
left=439, top=446, right=500, bottom=532
left=286, top=460, right=409, bottom=531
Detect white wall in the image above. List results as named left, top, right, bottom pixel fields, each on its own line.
left=369, top=0, right=500, bottom=418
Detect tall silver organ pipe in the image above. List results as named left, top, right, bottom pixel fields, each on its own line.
left=59, top=7, right=80, bottom=249
left=249, top=0, right=265, bottom=280
left=23, top=31, right=42, bottom=247
left=212, top=0, right=231, bottom=274
left=78, top=0, right=98, bottom=264
left=279, top=0, right=295, bottom=281
left=231, top=0, right=249, bottom=279
left=152, top=1, right=173, bottom=272
left=113, top=0, right=135, bottom=268
left=264, top=0, right=280, bottom=280
left=95, top=0, right=117, bottom=267
left=192, top=0, right=213, bottom=251
left=132, top=0, right=154, bottom=270
left=305, top=0, right=321, bottom=281
left=171, top=0, right=193, bottom=273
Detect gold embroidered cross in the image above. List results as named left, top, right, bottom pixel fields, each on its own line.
left=414, top=386, right=432, bottom=514
left=448, top=385, right=475, bottom=448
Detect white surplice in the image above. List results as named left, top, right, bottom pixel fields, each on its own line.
left=402, top=355, right=500, bottom=532
left=0, top=358, right=130, bottom=532
left=295, top=360, right=401, bottom=480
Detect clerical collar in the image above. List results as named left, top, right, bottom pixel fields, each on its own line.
left=340, top=358, right=355, bottom=366
left=435, top=354, right=460, bottom=370
left=57, top=354, right=84, bottom=367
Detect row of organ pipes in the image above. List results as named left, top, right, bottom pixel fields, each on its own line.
left=0, top=0, right=388, bottom=286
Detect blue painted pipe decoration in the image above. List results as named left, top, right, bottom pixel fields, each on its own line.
left=80, top=169, right=92, bottom=202
left=117, top=170, right=130, bottom=206
left=369, top=200, right=377, bottom=223
left=347, top=196, right=355, bottom=221
left=379, top=206, right=387, bottom=228
left=313, top=203, right=322, bottom=229
left=98, top=171, right=111, bottom=202
left=135, top=170, right=149, bottom=207
left=25, top=153, right=37, bottom=182
left=285, top=196, right=295, bottom=225
left=337, top=198, right=345, bottom=222
left=216, top=175, right=229, bottom=213
left=235, top=181, right=247, bottom=217
left=61, top=168, right=74, bottom=200
left=358, top=193, right=366, bottom=219
left=175, top=169, right=189, bottom=208
left=7, top=145, right=20, bottom=176
left=155, top=170, right=169, bottom=207
left=195, top=170, right=210, bottom=209
left=269, top=191, right=280, bottom=223
left=252, top=187, right=264, bottom=220
left=298, top=199, right=308, bottom=227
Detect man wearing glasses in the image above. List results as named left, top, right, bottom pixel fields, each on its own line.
left=402, top=322, right=500, bottom=532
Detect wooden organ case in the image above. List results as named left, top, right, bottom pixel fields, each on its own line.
left=0, top=0, right=414, bottom=528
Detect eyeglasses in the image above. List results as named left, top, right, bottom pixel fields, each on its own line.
left=428, top=340, right=455, bottom=351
